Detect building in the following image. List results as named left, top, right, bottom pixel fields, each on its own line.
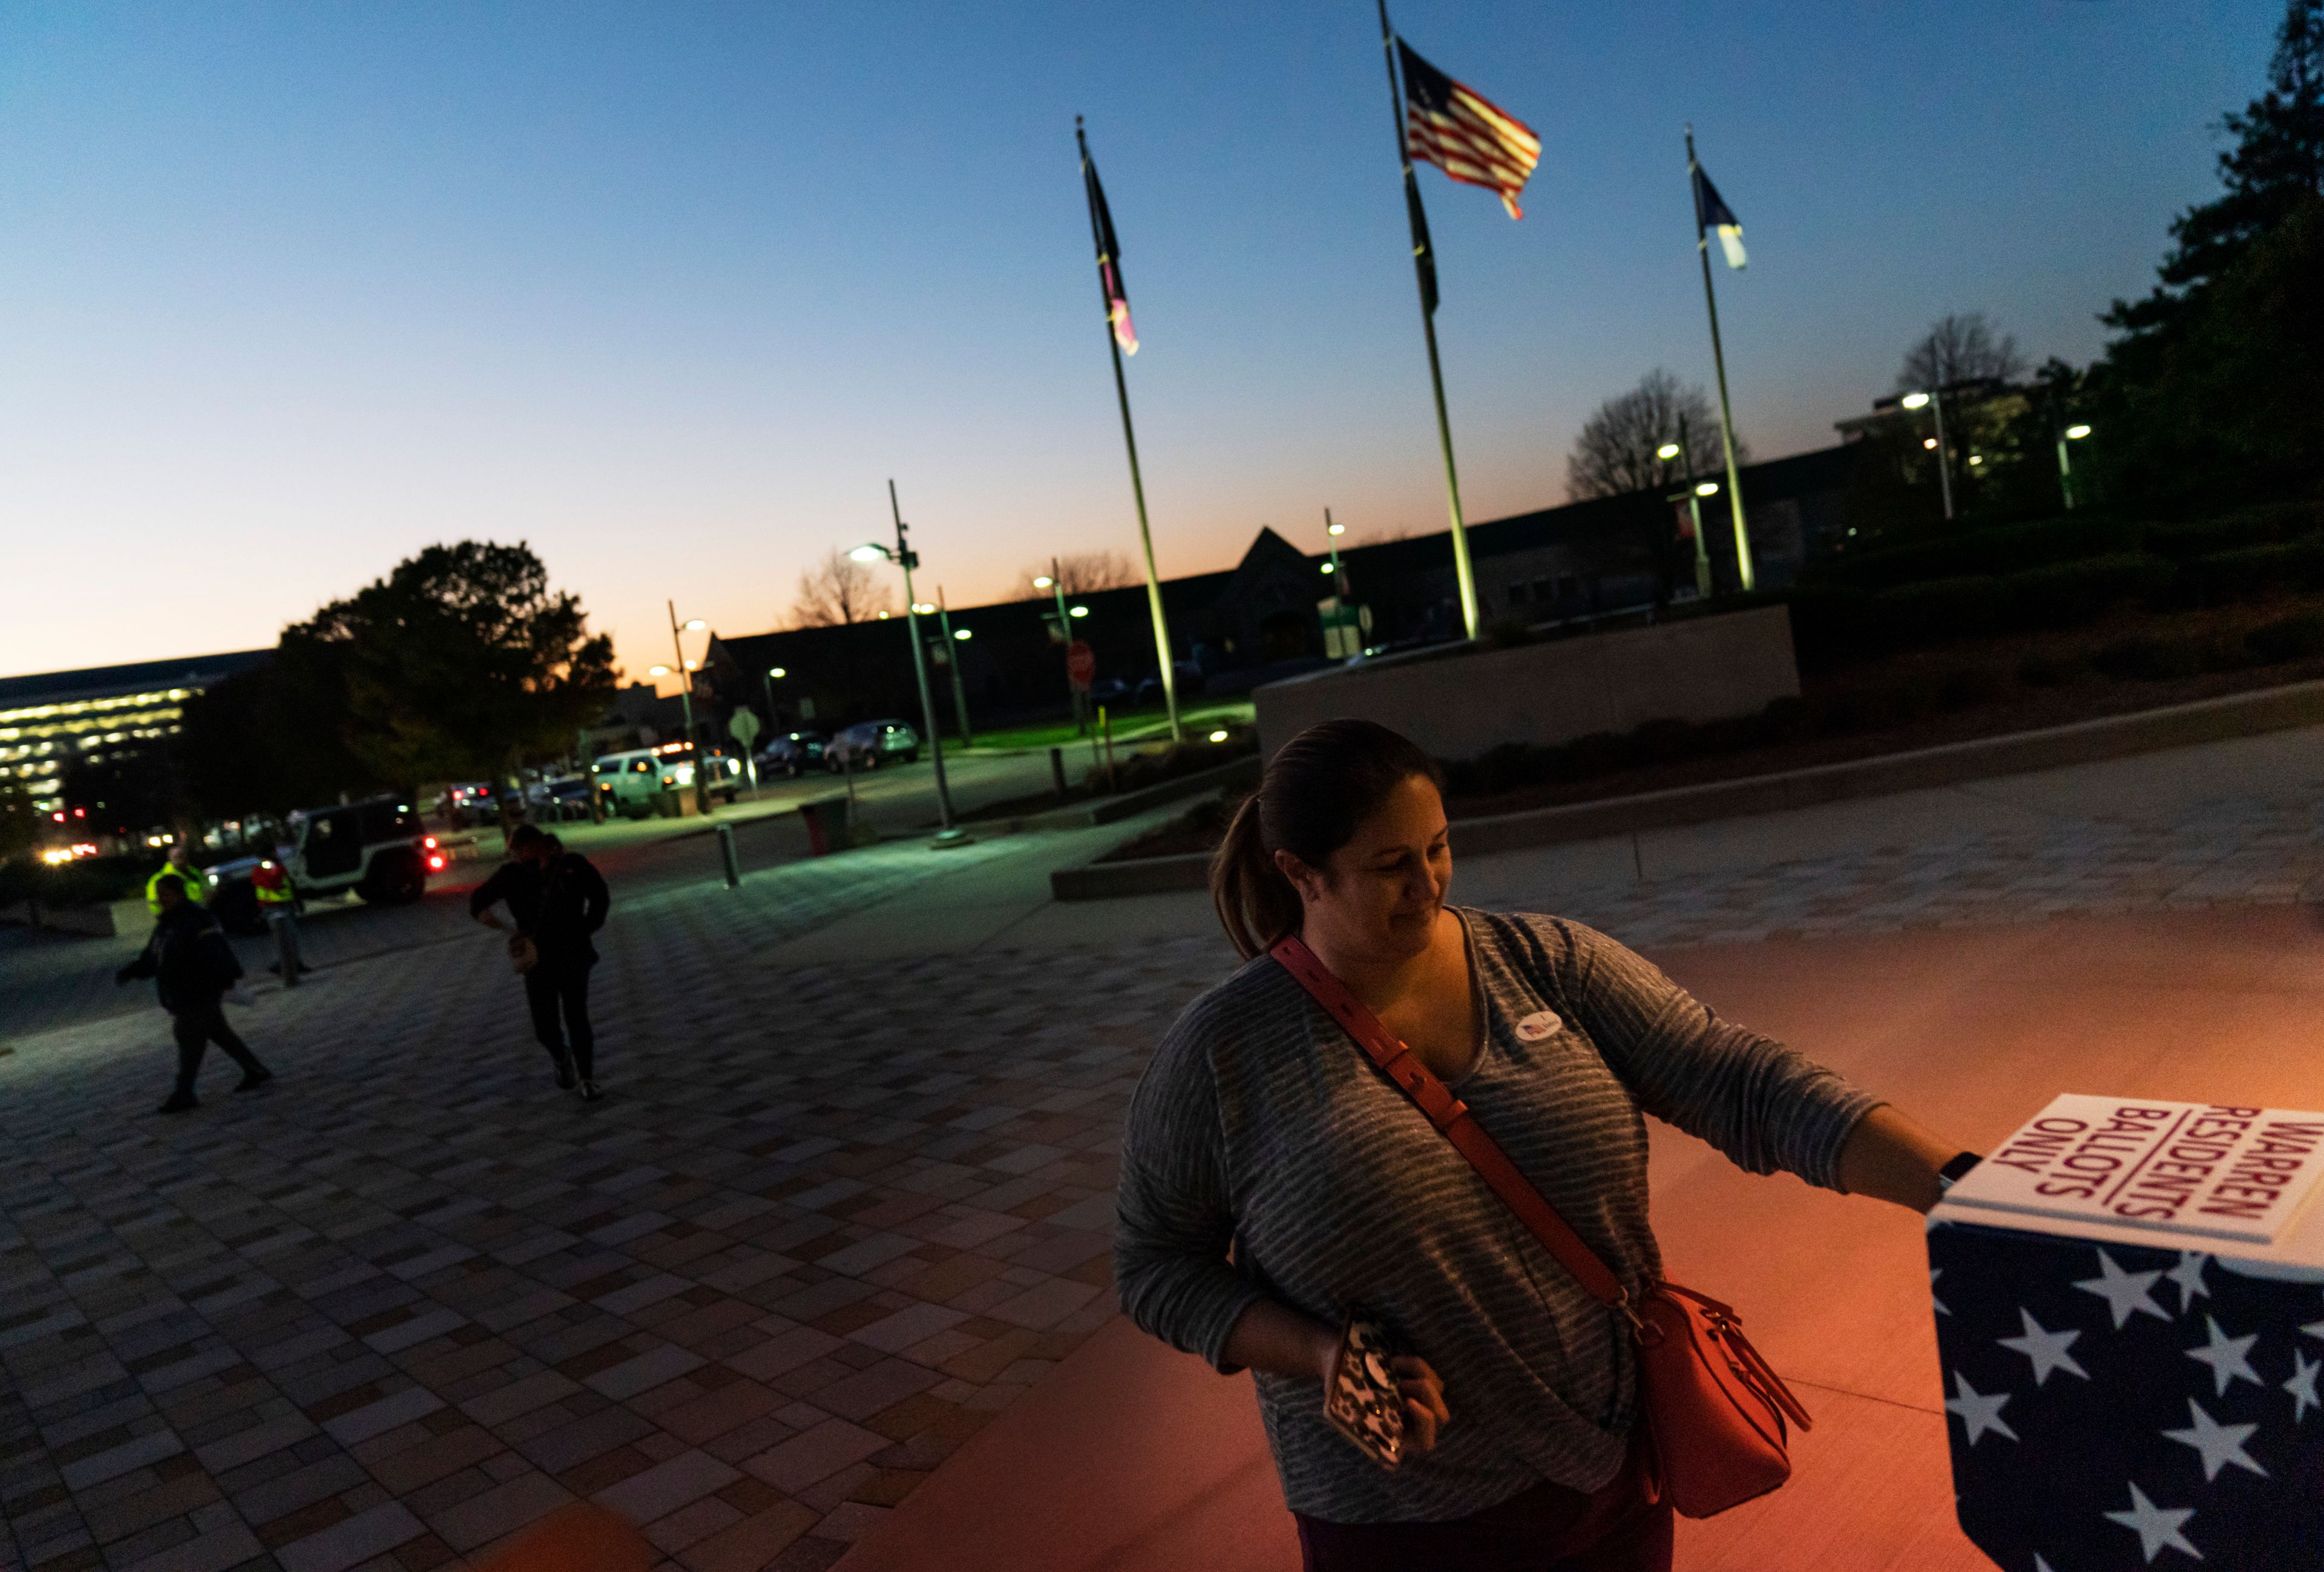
left=0, top=650, right=272, bottom=813
left=699, top=445, right=1862, bottom=736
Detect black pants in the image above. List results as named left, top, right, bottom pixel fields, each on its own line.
left=524, top=960, right=596, bottom=1078
left=171, top=1001, right=266, bottom=1096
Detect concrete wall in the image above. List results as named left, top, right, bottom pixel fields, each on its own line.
left=1253, top=604, right=1800, bottom=762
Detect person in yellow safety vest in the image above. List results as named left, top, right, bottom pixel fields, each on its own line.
left=146, top=842, right=208, bottom=917
left=252, top=858, right=295, bottom=911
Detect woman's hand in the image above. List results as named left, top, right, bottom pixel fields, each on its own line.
left=1391, top=1355, right=1451, bottom=1454
left=1839, top=1104, right=1967, bottom=1213
left=474, top=908, right=503, bottom=931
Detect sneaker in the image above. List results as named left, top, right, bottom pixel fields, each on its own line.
left=579, top=1080, right=603, bottom=1102
left=553, top=1058, right=577, bottom=1091
left=234, top=1069, right=274, bottom=1093
left=156, top=1092, right=198, bottom=1115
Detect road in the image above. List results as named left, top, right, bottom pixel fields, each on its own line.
left=0, top=744, right=1074, bottom=1046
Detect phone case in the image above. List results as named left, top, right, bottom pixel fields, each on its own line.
left=1322, top=1316, right=1405, bottom=1471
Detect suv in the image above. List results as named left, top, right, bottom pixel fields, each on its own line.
left=206, top=796, right=439, bottom=932
left=826, top=720, right=920, bottom=772
left=758, top=731, right=826, bottom=778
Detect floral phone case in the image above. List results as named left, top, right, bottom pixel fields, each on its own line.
left=1323, top=1316, right=1405, bottom=1471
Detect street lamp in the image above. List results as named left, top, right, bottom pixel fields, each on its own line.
left=761, top=666, right=788, bottom=732
left=1901, top=390, right=1955, bottom=520
left=1036, top=565, right=1086, bottom=734
left=2058, top=423, right=2093, bottom=511
left=665, top=606, right=712, bottom=814
left=933, top=586, right=973, bottom=748
left=852, top=480, right=961, bottom=837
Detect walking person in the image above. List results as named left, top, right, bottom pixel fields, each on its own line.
left=116, top=874, right=273, bottom=1114
left=145, top=839, right=208, bottom=915
left=470, top=824, right=610, bottom=1100
left=1115, top=721, right=1974, bottom=1571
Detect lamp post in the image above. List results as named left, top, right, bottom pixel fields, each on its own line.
left=1035, top=562, right=1086, bottom=735
left=761, top=667, right=786, bottom=731
left=1901, top=390, right=1954, bottom=521
left=851, top=480, right=959, bottom=837
left=1658, top=439, right=1714, bottom=600
left=1324, top=508, right=1349, bottom=599
left=2056, top=423, right=2092, bottom=512
left=934, top=587, right=973, bottom=748
left=660, top=604, right=712, bottom=814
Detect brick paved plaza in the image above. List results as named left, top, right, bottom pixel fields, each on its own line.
left=4, top=729, right=2320, bottom=1572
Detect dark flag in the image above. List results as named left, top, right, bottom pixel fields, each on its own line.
left=1081, top=146, right=1138, bottom=355
left=1692, top=162, right=1748, bottom=269
left=1397, top=39, right=1541, bottom=220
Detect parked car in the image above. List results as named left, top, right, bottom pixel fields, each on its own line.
left=758, top=731, right=827, bottom=778
left=591, top=748, right=666, bottom=818
left=525, top=776, right=594, bottom=820
left=1135, top=663, right=1209, bottom=707
left=660, top=752, right=744, bottom=804
left=439, top=781, right=498, bottom=827
left=1085, top=678, right=1131, bottom=707
left=826, top=719, right=920, bottom=772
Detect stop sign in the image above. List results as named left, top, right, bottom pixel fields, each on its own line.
left=1066, top=640, right=1096, bottom=690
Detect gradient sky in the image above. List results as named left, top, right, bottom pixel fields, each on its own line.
left=0, top=1, right=2285, bottom=693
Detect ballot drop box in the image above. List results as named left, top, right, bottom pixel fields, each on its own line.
left=1926, top=1096, right=2324, bottom=1570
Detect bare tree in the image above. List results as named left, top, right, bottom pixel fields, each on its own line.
left=1566, top=369, right=1733, bottom=500
left=790, top=549, right=894, bottom=627
left=1014, top=549, right=1140, bottom=600
left=1896, top=312, right=2025, bottom=393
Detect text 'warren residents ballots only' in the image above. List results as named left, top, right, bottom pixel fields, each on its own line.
left=1943, top=1095, right=2324, bottom=1244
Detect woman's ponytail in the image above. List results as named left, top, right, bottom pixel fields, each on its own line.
left=1211, top=793, right=1301, bottom=960
left=1206, top=719, right=1443, bottom=961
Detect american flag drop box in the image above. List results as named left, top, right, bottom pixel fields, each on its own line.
left=1926, top=1096, right=2324, bottom=1570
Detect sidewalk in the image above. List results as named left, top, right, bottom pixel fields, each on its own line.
left=2, top=725, right=2317, bottom=1572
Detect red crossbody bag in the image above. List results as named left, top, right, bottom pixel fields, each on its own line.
left=1270, top=935, right=1813, bottom=1519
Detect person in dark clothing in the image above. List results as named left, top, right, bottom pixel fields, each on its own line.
left=470, top=824, right=611, bottom=1100
left=116, top=874, right=274, bottom=1114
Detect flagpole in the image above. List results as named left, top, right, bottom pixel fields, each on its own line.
left=1379, top=0, right=1480, bottom=641
left=1687, top=125, right=1754, bottom=594
left=1077, top=118, right=1183, bottom=743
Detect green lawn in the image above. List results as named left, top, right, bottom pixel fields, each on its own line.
left=959, top=698, right=1255, bottom=753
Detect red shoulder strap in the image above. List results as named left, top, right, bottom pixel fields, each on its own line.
left=1270, top=935, right=1632, bottom=1311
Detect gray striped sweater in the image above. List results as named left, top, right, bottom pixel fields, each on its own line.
left=1114, top=909, right=1880, bottom=1523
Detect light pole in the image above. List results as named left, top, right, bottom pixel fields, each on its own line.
left=1901, top=390, right=1954, bottom=521
left=1035, top=562, right=1086, bottom=735
left=850, top=480, right=960, bottom=837
left=934, top=587, right=973, bottom=748
left=2056, top=423, right=2092, bottom=512
left=761, top=667, right=786, bottom=731
left=1324, top=508, right=1349, bottom=598
left=1658, top=439, right=1713, bottom=600
left=657, top=603, right=711, bottom=815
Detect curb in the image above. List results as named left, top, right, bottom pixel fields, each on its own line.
left=1049, top=680, right=2324, bottom=902
left=974, top=755, right=1261, bottom=833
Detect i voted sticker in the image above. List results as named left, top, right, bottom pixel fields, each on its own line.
left=1514, top=1009, right=1563, bottom=1042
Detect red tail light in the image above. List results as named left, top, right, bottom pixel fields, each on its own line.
left=427, top=855, right=445, bottom=871
left=424, top=835, right=438, bottom=849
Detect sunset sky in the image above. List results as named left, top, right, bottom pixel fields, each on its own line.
left=0, top=1, right=2283, bottom=693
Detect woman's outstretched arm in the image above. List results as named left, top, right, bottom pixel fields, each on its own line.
left=1837, top=1104, right=1964, bottom=1213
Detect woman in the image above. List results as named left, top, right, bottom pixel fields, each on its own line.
left=1115, top=721, right=1969, bottom=1571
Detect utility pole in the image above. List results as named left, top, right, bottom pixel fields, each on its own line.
left=935, top=586, right=973, bottom=748
left=666, top=601, right=710, bottom=816
left=885, top=480, right=958, bottom=836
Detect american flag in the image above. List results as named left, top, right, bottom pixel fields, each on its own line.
left=1928, top=1220, right=2324, bottom=1568
left=1397, top=39, right=1540, bottom=220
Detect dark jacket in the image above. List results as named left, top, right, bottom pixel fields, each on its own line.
left=469, top=851, right=609, bottom=964
left=117, top=903, right=243, bottom=1014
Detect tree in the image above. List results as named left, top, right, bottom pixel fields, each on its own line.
left=1014, top=550, right=1138, bottom=600
left=1566, top=370, right=1733, bottom=501
left=277, top=541, right=617, bottom=794
left=0, top=778, right=37, bottom=863
left=1896, top=312, right=2024, bottom=394
left=2107, top=0, right=2322, bottom=340
left=790, top=549, right=895, bottom=626
left=2092, top=0, right=2324, bottom=507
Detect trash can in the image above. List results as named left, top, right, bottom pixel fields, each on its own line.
left=797, top=797, right=850, bottom=857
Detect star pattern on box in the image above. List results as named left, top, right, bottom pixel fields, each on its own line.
left=1932, top=1226, right=2324, bottom=1568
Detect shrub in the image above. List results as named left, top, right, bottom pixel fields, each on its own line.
left=1873, top=576, right=2006, bottom=647
left=2016, top=651, right=2079, bottom=686
left=1999, top=552, right=2179, bottom=629
left=1755, top=695, right=1810, bottom=743
left=2247, top=612, right=2324, bottom=663
left=1937, top=667, right=2008, bottom=709
left=2092, top=636, right=2203, bottom=681
left=1630, top=718, right=1698, bottom=765
left=2179, top=540, right=2324, bottom=602
left=1833, top=515, right=2135, bottom=591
